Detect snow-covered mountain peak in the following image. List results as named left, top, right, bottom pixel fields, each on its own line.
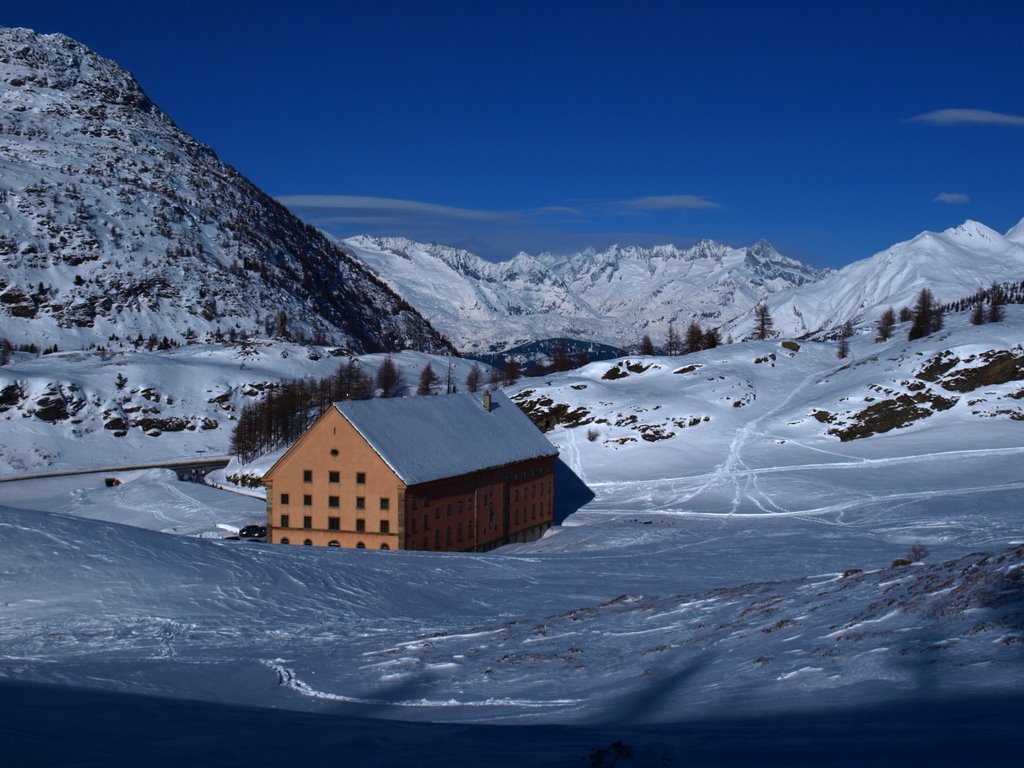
left=0, top=28, right=450, bottom=353
left=730, top=216, right=1024, bottom=339
left=944, top=219, right=1003, bottom=246
left=1004, top=216, right=1024, bottom=245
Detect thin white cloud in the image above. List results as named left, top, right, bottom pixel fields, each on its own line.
left=908, top=108, right=1024, bottom=127
left=617, top=194, right=721, bottom=213
left=933, top=192, right=971, bottom=205
left=276, top=195, right=513, bottom=222
left=535, top=205, right=585, bottom=216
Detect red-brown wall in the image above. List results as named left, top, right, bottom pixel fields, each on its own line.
left=402, top=455, right=556, bottom=552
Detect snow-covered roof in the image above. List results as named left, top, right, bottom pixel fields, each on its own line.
left=334, top=390, right=558, bottom=486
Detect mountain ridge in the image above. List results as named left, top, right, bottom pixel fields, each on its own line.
left=0, top=27, right=452, bottom=354
left=341, top=234, right=828, bottom=353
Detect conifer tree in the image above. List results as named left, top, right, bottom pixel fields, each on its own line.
left=417, top=362, right=439, bottom=395
left=665, top=322, right=683, bottom=356
left=503, top=357, right=520, bottom=386
left=639, top=334, right=655, bottom=356
left=702, top=326, right=722, bottom=350
left=376, top=356, right=401, bottom=397
left=876, top=306, right=896, bottom=340
left=465, top=362, right=482, bottom=393
left=988, top=281, right=1006, bottom=323
left=908, top=288, right=937, bottom=340
left=685, top=320, right=704, bottom=354
left=970, top=295, right=986, bottom=325
left=754, top=302, right=774, bottom=340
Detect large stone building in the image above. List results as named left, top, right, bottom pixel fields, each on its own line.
left=263, top=390, right=558, bottom=551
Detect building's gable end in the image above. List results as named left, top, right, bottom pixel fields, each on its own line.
left=263, top=407, right=344, bottom=483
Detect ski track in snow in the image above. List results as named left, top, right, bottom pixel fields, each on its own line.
left=266, top=661, right=582, bottom=710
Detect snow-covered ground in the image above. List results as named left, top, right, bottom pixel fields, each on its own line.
left=0, top=342, right=483, bottom=477
left=2, top=309, right=1024, bottom=764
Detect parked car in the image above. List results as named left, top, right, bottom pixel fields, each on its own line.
left=238, top=525, right=267, bottom=541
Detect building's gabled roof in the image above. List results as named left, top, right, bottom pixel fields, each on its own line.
left=334, top=390, right=558, bottom=486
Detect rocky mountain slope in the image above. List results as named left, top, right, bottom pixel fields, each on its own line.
left=342, top=235, right=828, bottom=354
left=0, top=27, right=451, bottom=353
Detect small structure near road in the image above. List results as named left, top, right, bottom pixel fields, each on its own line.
left=262, top=390, right=558, bottom=551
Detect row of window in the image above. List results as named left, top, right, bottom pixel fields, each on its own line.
left=279, top=538, right=390, bottom=550
left=279, top=494, right=389, bottom=510
left=302, top=470, right=366, bottom=484
left=279, top=515, right=390, bottom=534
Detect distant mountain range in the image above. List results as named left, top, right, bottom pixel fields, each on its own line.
left=342, top=216, right=1024, bottom=353
left=0, top=27, right=451, bottom=354
left=341, top=236, right=828, bottom=354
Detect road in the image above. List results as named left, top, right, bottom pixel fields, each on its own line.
left=0, top=455, right=233, bottom=484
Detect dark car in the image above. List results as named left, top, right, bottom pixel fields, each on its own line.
left=238, top=525, right=267, bottom=541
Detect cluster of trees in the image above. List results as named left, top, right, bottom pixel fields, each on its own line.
left=969, top=282, right=1008, bottom=325
left=231, top=359, right=378, bottom=462
left=873, top=281, right=1019, bottom=344
left=0, top=337, right=49, bottom=364
left=639, top=320, right=722, bottom=356
left=232, top=357, right=507, bottom=461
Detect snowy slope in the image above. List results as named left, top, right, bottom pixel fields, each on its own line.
left=342, top=235, right=827, bottom=353
left=727, top=219, right=1024, bottom=339
left=0, top=28, right=450, bottom=353
left=0, top=341, right=484, bottom=477
left=2, top=306, right=1024, bottom=764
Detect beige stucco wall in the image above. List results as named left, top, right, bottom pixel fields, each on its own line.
left=264, top=407, right=404, bottom=549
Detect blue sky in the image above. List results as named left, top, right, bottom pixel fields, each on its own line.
left=6, top=1, right=1024, bottom=267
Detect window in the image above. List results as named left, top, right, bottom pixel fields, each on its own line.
left=435, top=506, right=441, bottom=520
left=423, top=514, right=429, bottom=530
left=328, top=517, right=340, bottom=531
left=356, top=542, right=366, bottom=549
left=434, top=530, right=440, bottom=547
left=446, top=527, right=452, bottom=545
left=280, top=514, right=290, bottom=528
left=380, top=543, right=390, bottom=550
left=356, top=472, right=366, bottom=484
left=446, top=504, right=452, bottom=517
left=303, top=516, right=312, bottom=529
left=280, top=493, right=290, bottom=505
left=379, top=520, right=390, bottom=534
left=356, top=518, right=365, bottom=532
left=457, top=523, right=463, bottom=542
left=457, top=501, right=463, bottom=514
left=329, top=471, right=340, bottom=484
left=468, top=519, right=474, bottom=538
left=280, top=537, right=290, bottom=545
left=303, top=539, right=312, bottom=546
left=356, top=496, right=365, bottom=510
left=303, top=494, right=312, bottom=506
left=411, top=496, right=418, bottom=509
left=328, top=496, right=339, bottom=508
left=328, top=540, right=340, bottom=547
left=303, top=470, right=312, bottom=483
left=468, top=497, right=473, bottom=510
left=380, top=497, right=390, bottom=511
left=410, top=517, right=417, bottom=533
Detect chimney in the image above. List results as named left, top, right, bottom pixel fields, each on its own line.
left=482, top=390, right=492, bottom=412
